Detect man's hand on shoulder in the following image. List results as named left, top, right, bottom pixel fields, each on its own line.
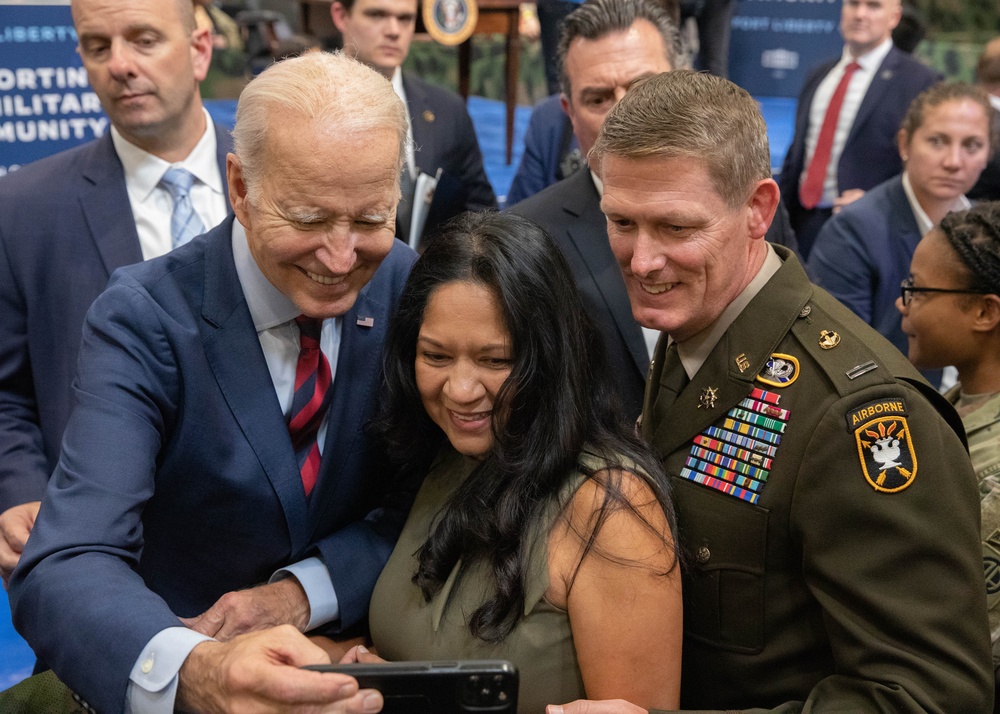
left=176, top=625, right=383, bottom=713
left=547, top=700, right=649, bottom=714
left=181, top=578, right=311, bottom=641
left=0, top=501, right=40, bottom=588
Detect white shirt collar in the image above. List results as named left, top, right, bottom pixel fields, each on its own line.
left=901, top=171, right=971, bottom=237
left=110, top=107, right=223, bottom=202
left=231, top=219, right=301, bottom=331
left=676, top=244, right=783, bottom=379
left=989, top=95, right=1000, bottom=113
left=844, top=37, right=894, bottom=71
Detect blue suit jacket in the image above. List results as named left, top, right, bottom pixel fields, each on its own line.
left=506, top=94, right=579, bottom=207
left=0, top=125, right=232, bottom=514
left=9, top=217, right=418, bottom=713
left=403, top=73, right=497, bottom=239
left=806, top=174, right=941, bottom=388
left=779, top=47, right=938, bottom=224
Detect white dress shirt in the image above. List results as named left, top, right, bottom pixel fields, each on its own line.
left=126, top=220, right=342, bottom=713
left=802, top=38, right=894, bottom=207
left=391, top=67, right=417, bottom=180
left=112, top=108, right=228, bottom=260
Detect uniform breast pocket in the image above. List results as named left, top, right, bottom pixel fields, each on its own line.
left=673, top=477, right=768, bottom=653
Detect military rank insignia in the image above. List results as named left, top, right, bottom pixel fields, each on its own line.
left=680, top=387, right=789, bottom=505
left=756, top=353, right=799, bottom=387
left=848, top=399, right=917, bottom=493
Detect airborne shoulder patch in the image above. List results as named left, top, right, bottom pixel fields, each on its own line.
left=848, top=399, right=916, bottom=493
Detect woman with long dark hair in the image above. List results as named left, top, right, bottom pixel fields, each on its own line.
left=350, top=211, right=682, bottom=712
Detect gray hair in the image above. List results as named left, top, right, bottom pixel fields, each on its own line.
left=591, top=70, right=772, bottom=209
left=557, top=0, right=679, bottom=97
left=232, top=51, right=408, bottom=197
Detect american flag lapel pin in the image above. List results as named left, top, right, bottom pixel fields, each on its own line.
left=356, top=316, right=375, bottom=328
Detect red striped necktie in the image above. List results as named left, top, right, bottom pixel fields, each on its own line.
left=799, top=61, right=861, bottom=210
left=288, top=316, right=332, bottom=496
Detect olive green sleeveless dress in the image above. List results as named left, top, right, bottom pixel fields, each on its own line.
left=370, top=447, right=608, bottom=713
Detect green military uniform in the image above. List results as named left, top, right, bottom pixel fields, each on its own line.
left=946, top=387, right=1000, bottom=685
left=643, top=247, right=992, bottom=713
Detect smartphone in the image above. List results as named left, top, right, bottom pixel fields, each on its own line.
left=303, top=660, right=518, bottom=714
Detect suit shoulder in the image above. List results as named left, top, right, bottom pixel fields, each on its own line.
left=0, top=139, right=101, bottom=198
left=406, top=74, right=467, bottom=110
left=508, top=174, right=574, bottom=220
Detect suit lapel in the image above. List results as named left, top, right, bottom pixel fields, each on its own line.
left=79, top=133, right=143, bottom=276
left=846, top=48, right=901, bottom=148
left=404, top=74, right=437, bottom=175
left=649, top=251, right=812, bottom=456
left=561, top=171, right=648, bottom=376
left=307, top=280, right=388, bottom=525
left=200, top=217, right=310, bottom=550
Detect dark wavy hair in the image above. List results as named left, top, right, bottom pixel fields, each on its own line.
left=373, top=211, right=678, bottom=643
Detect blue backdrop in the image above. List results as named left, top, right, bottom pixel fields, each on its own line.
left=729, top=0, right=843, bottom=97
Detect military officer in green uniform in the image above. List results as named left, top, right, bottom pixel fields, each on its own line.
left=546, top=70, right=993, bottom=714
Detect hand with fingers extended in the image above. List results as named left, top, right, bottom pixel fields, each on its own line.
left=181, top=578, right=311, bottom=641
left=0, top=501, right=40, bottom=589
left=176, top=625, right=384, bottom=714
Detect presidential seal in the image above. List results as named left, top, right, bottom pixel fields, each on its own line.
left=424, top=0, right=478, bottom=45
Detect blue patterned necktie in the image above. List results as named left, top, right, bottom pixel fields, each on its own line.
left=160, top=167, right=205, bottom=248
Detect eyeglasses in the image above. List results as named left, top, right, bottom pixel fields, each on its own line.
left=899, top=278, right=990, bottom=307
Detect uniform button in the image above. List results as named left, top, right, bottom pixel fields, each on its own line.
left=696, top=546, right=711, bottom=564
left=141, top=658, right=154, bottom=674
left=798, top=305, right=812, bottom=318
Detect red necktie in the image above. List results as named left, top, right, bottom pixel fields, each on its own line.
left=799, top=62, right=861, bottom=210
left=288, top=316, right=332, bottom=496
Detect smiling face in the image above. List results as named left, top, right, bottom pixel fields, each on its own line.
left=897, top=229, right=980, bottom=371
left=600, top=153, right=774, bottom=342
left=72, top=0, right=211, bottom=158
left=840, top=0, right=901, bottom=58
left=561, top=20, right=673, bottom=159
left=901, top=98, right=991, bottom=212
left=332, top=0, right=417, bottom=78
left=415, top=281, right=513, bottom=458
left=229, top=111, right=400, bottom=319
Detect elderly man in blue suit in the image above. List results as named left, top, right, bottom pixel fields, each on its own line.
left=0, top=0, right=232, bottom=585
left=10, top=51, right=418, bottom=714
left=779, top=0, right=938, bottom=257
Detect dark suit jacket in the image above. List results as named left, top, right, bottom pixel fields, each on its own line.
left=9, top=217, right=418, bottom=713
left=511, top=169, right=648, bottom=420
left=511, top=169, right=803, bottom=421
left=403, top=73, right=497, bottom=242
left=505, top=93, right=579, bottom=207
left=779, top=47, right=938, bottom=242
left=0, top=125, right=232, bottom=514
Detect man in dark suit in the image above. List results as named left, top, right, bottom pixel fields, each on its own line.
left=0, top=0, right=232, bottom=586
left=513, top=0, right=798, bottom=422
left=779, top=0, right=938, bottom=257
left=10, top=52, right=415, bottom=713
left=332, top=0, right=496, bottom=247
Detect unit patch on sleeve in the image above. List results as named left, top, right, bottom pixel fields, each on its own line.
left=848, top=399, right=916, bottom=493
